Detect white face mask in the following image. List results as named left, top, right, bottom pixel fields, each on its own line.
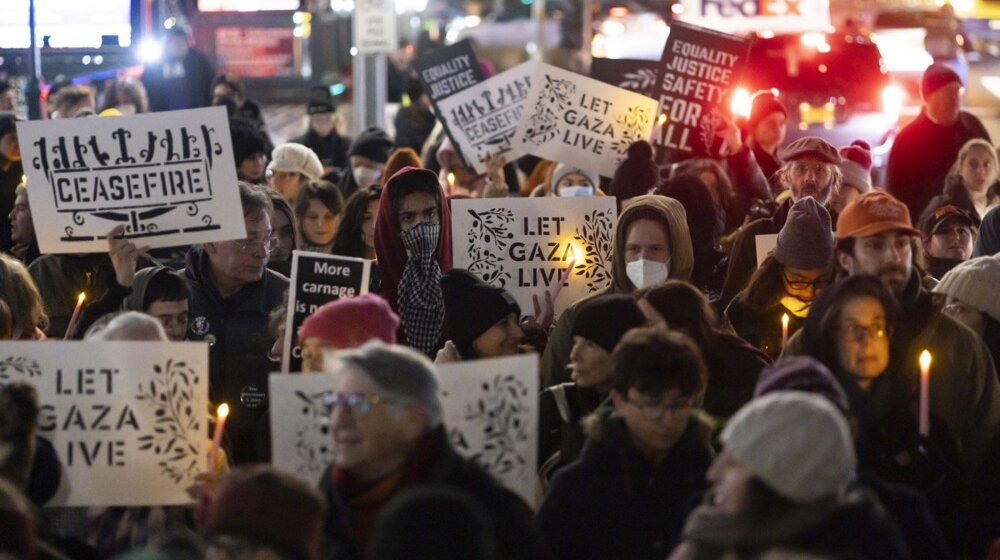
left=353, top=165, right=383, bottom=187
left=557, top=185, right=594, bottom=197
left=626, top=258, right=670, bottom=290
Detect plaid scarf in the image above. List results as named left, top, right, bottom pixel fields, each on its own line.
left=397, top=223, right=444, bottom=354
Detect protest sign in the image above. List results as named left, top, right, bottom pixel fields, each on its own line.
left=590, top=58, right=660, bottom=98
left=17, top=106, right=246, bottom=254
left=652, top=21, right=749, bottom=159
left=512, top=63, right=659, bottom=178
left=755, top=233, right=778, bottom=267
left=436, top=60, right=536, bottom=174
left=451, top=197, right=617, bottom=318
left=0, top=341, right=209, bottom=506
left=282, top=251, right=371, bottom=373
left=353, top=0, right=398, bottom=54
left=269, top=372, right=337, bottom=484
left=435, top=354, right=539, bottom=505
left=413, top=40, right=484, bottom=168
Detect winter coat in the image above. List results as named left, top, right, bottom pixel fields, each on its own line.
left=74, top=266, right=184, bottom=338
left=537, top=408, right=713, bottom=560
left=540, top=195, right=694, bottom=388
left=887, top=109, right=991, bottom=219
left=717, top=198, right=794, bottom=309
left=855, top=473, right=952, bottom=560
left=291, top=129, right=351, bottom=171
left=182, top=246, right=288, bottom=464
left=785, top=272, right=1000, bottom=469
left=750, top=141, right=783, bottom=195
left=141, top=50, right=214, bottom=112
left=28, top=253, right=159, bottom=338
left=725, top=144, right=776, bottom=231
left=973, top=205, right=1000, bottom=257
left=920, top=174, right=999, bottom=224
left=672, top=488, right=909, bottom=560
left=700, top=332, right=770, bottom=418
left=319, top=426, right=542, bottom=560
left=0, top=157, right=23, bottom=253
left=725, top=290, right=805, bottom=361
left=537, top=384, right=606, bottom=480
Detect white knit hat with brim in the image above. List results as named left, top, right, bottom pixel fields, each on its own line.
left=268, top=143, right=324, bottom=181
left=933, top=256, right=1000, bottom=323
left=721, top=392, right=856, bottom=503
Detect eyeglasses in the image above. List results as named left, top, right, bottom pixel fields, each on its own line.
left=323, top=392, right=395, bottom=416
left=837, top=322, right=888, bottom=345
left=232, top=234, right=278, bottom=254
left=626, top=396, right=699, bottom=421
left=782, top=270, right=830, bottom=291
left=790, top=162, right=831, bottom=177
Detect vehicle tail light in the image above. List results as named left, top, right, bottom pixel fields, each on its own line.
left=882, top=85, right=905, bottom=121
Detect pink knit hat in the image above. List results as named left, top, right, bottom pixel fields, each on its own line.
left=838, top=139, right=873, bottom=194
left=298, top=293, right=399, bottom=349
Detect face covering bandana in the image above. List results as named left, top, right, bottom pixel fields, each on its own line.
left=400, top=221, right=440, bottom=257
left=353, top=165, right=383, bottom=188
left=557, top=185, right=595, bottom=197
left=780, top=295, right=811, bottom=318
left=397, top=222, right=445, bottom=355
left=626, top=259, right=670, bottom=290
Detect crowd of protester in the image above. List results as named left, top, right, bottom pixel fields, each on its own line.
left=0, top=28, right=999, bottom=560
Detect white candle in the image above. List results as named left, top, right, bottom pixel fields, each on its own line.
left=208, top=403, right=229, bottom=472
left=781, top=313, right=789, bottom=348
left=919, top=350, right=931, bottom=437
left=63, top=292, right=86, bottom=340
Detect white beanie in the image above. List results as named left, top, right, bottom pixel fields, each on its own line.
left=550, top=163, right=600, bottom=191
left=268, top=143, right=324, bottom=181
left=933, top=256, right=1000, bottom=322
left=721, top=392, right=856, bottom=503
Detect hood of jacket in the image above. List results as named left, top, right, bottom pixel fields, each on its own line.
left=611, top=194, right=694, bottom=293
left=124, top=266, right=181, bottom=312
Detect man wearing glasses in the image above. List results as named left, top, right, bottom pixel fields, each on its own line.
left=786, top=191, right=1000, bottom=469
left=319, top=341, right=540, bottom=560
left=538, top=327, right=713, bottom=560
left=719, top=136, right=842, bottom=308
left=184, top=181, right=289, bottom=464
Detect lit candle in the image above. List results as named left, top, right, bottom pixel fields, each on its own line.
left=537, top=246, right=577, bottom=326
left=446, top=172, right=456, bottom=194
left=781, top=313, right=789, bottom=348
left=208, top=403, right=229, bottom=472
left=63, top=292, right=86, bottom=340
left=919, top=350, right=931, bottom=437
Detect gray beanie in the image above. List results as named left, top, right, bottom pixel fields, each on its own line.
left=774, top=197, right=834, bottom=270
left=933, top=256, right=1000, bottom=322
left=550, top=163, right=600, bottom=191
left=721, top=391, right=856, bottom=503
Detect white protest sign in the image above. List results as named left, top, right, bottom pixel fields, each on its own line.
left=282, top=251, right=371, bottom=373
left=435, top=354, right=539, bottom=506
left=437, top=60, right=536, bottom=174
left=0, top=341, right=209, bottom=506
left=269, top=373, right=336, bottom=484
left=452, top=197, right=617, bottom=318
left=512, top=63, right=659, bottom=178
left=755, top=233, right=778, bottom=267
left=353, top=0, right=398, bottom=54
left=17, top=106, right=246, bottom=254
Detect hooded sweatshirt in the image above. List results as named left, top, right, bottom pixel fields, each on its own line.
left=73, top=266, right=184, bottom=338
left=541, top=195, right=694, bottom=387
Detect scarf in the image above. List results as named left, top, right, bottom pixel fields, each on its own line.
left=397, top=222, right=445, bottom=354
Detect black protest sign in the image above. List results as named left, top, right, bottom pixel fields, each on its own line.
left=652, top=21, right=749, bottom=159
left=590, top=58, right=660, bottom=98
left=0, top=341, right=209, bottom=506
left=17, top=107, right=246, bottom=254
left=281, top=251, right=371, bottom=373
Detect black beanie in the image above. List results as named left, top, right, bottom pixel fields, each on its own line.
left=442, top=269, right=520, bottom=354
left=0, top=112, right=20, bottom=139
left=611, top=141, right=659, bottom=200
left=571, top=294, right=646, bottom=353
left=348, top=126, right=394, bottom=163
left=229, top=118, right=267, bottom=164
left=306, top=85, right=336, bottom=115
left=745, top=90, right=788, bottom=133
left=921, top=63, right=962, bottom=99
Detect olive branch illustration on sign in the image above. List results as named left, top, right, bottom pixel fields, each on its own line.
left=445, top=373, right=531, bottom=477
left=618, top=68, right=657, bottom=96
left=292, top=390, right=333, bottom=477
left=610, top=106, right=653, bottom=160
left=136, top=359, right=201, bottom=484
left=466, top=207, right=515, bottom=287
left=521, top=74, right=576, bottom=145
left=0, top=356, right=42, bottom=382
left=573, top=210, right=614, bottom=292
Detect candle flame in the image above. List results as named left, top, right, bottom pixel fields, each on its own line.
left=781, top=313, right=789, bottom=328
left=77, top=292, right=86, bottom=304
left=919, top=350, right=931, bottom=370
left=658, top=113, right=668, bottom=126
left=217, top=403, right=230, bottom=419
left=446, top=172, right=455, bottom=185
left=568, top=245, right=577, bottom=264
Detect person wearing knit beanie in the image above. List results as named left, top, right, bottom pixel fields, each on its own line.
left=753, top=356, right=849, bottom=415
left=832, top=139, right=873, bottom=214
left=934, top=256, right=1000, bottom=367
left=549, top=163, right=600, bottom=197
left=743, top=89, right=789, bottom=182
left=774, top=196, right=834, bottom=271
left=610, top=141, right=659, bottom=204
left=202, top=464, right=327, bottom=560
left=267, top=143, right=324, bottom=202
left=569, top=294, right=646, bottom=390
left=921, top=62, right=962, bottom=101
left=338, top=126, right=395, bottom=199
left=229, top=118, right=269, bottom=183
left=438, top=269, right=522, bottom=362
left=297, top=294, right=400, bottom=372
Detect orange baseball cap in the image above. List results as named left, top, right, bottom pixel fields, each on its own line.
left=835, top=191, right=921, bottom=240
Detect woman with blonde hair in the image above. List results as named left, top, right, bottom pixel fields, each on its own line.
left=922, top=138, right=999, bottom=222
left=0, top=254, right=46, bottom=339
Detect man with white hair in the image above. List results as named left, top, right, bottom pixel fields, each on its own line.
left=319, top=341, right=541, bottom=560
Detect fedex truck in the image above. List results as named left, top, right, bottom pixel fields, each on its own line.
left=670, top=0, right=832, bottom=34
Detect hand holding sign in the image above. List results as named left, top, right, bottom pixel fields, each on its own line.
left=108, top=225, right=150, bottom=288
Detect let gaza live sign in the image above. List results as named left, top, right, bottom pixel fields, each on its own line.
left=17, top=107, right=247, bottom=254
